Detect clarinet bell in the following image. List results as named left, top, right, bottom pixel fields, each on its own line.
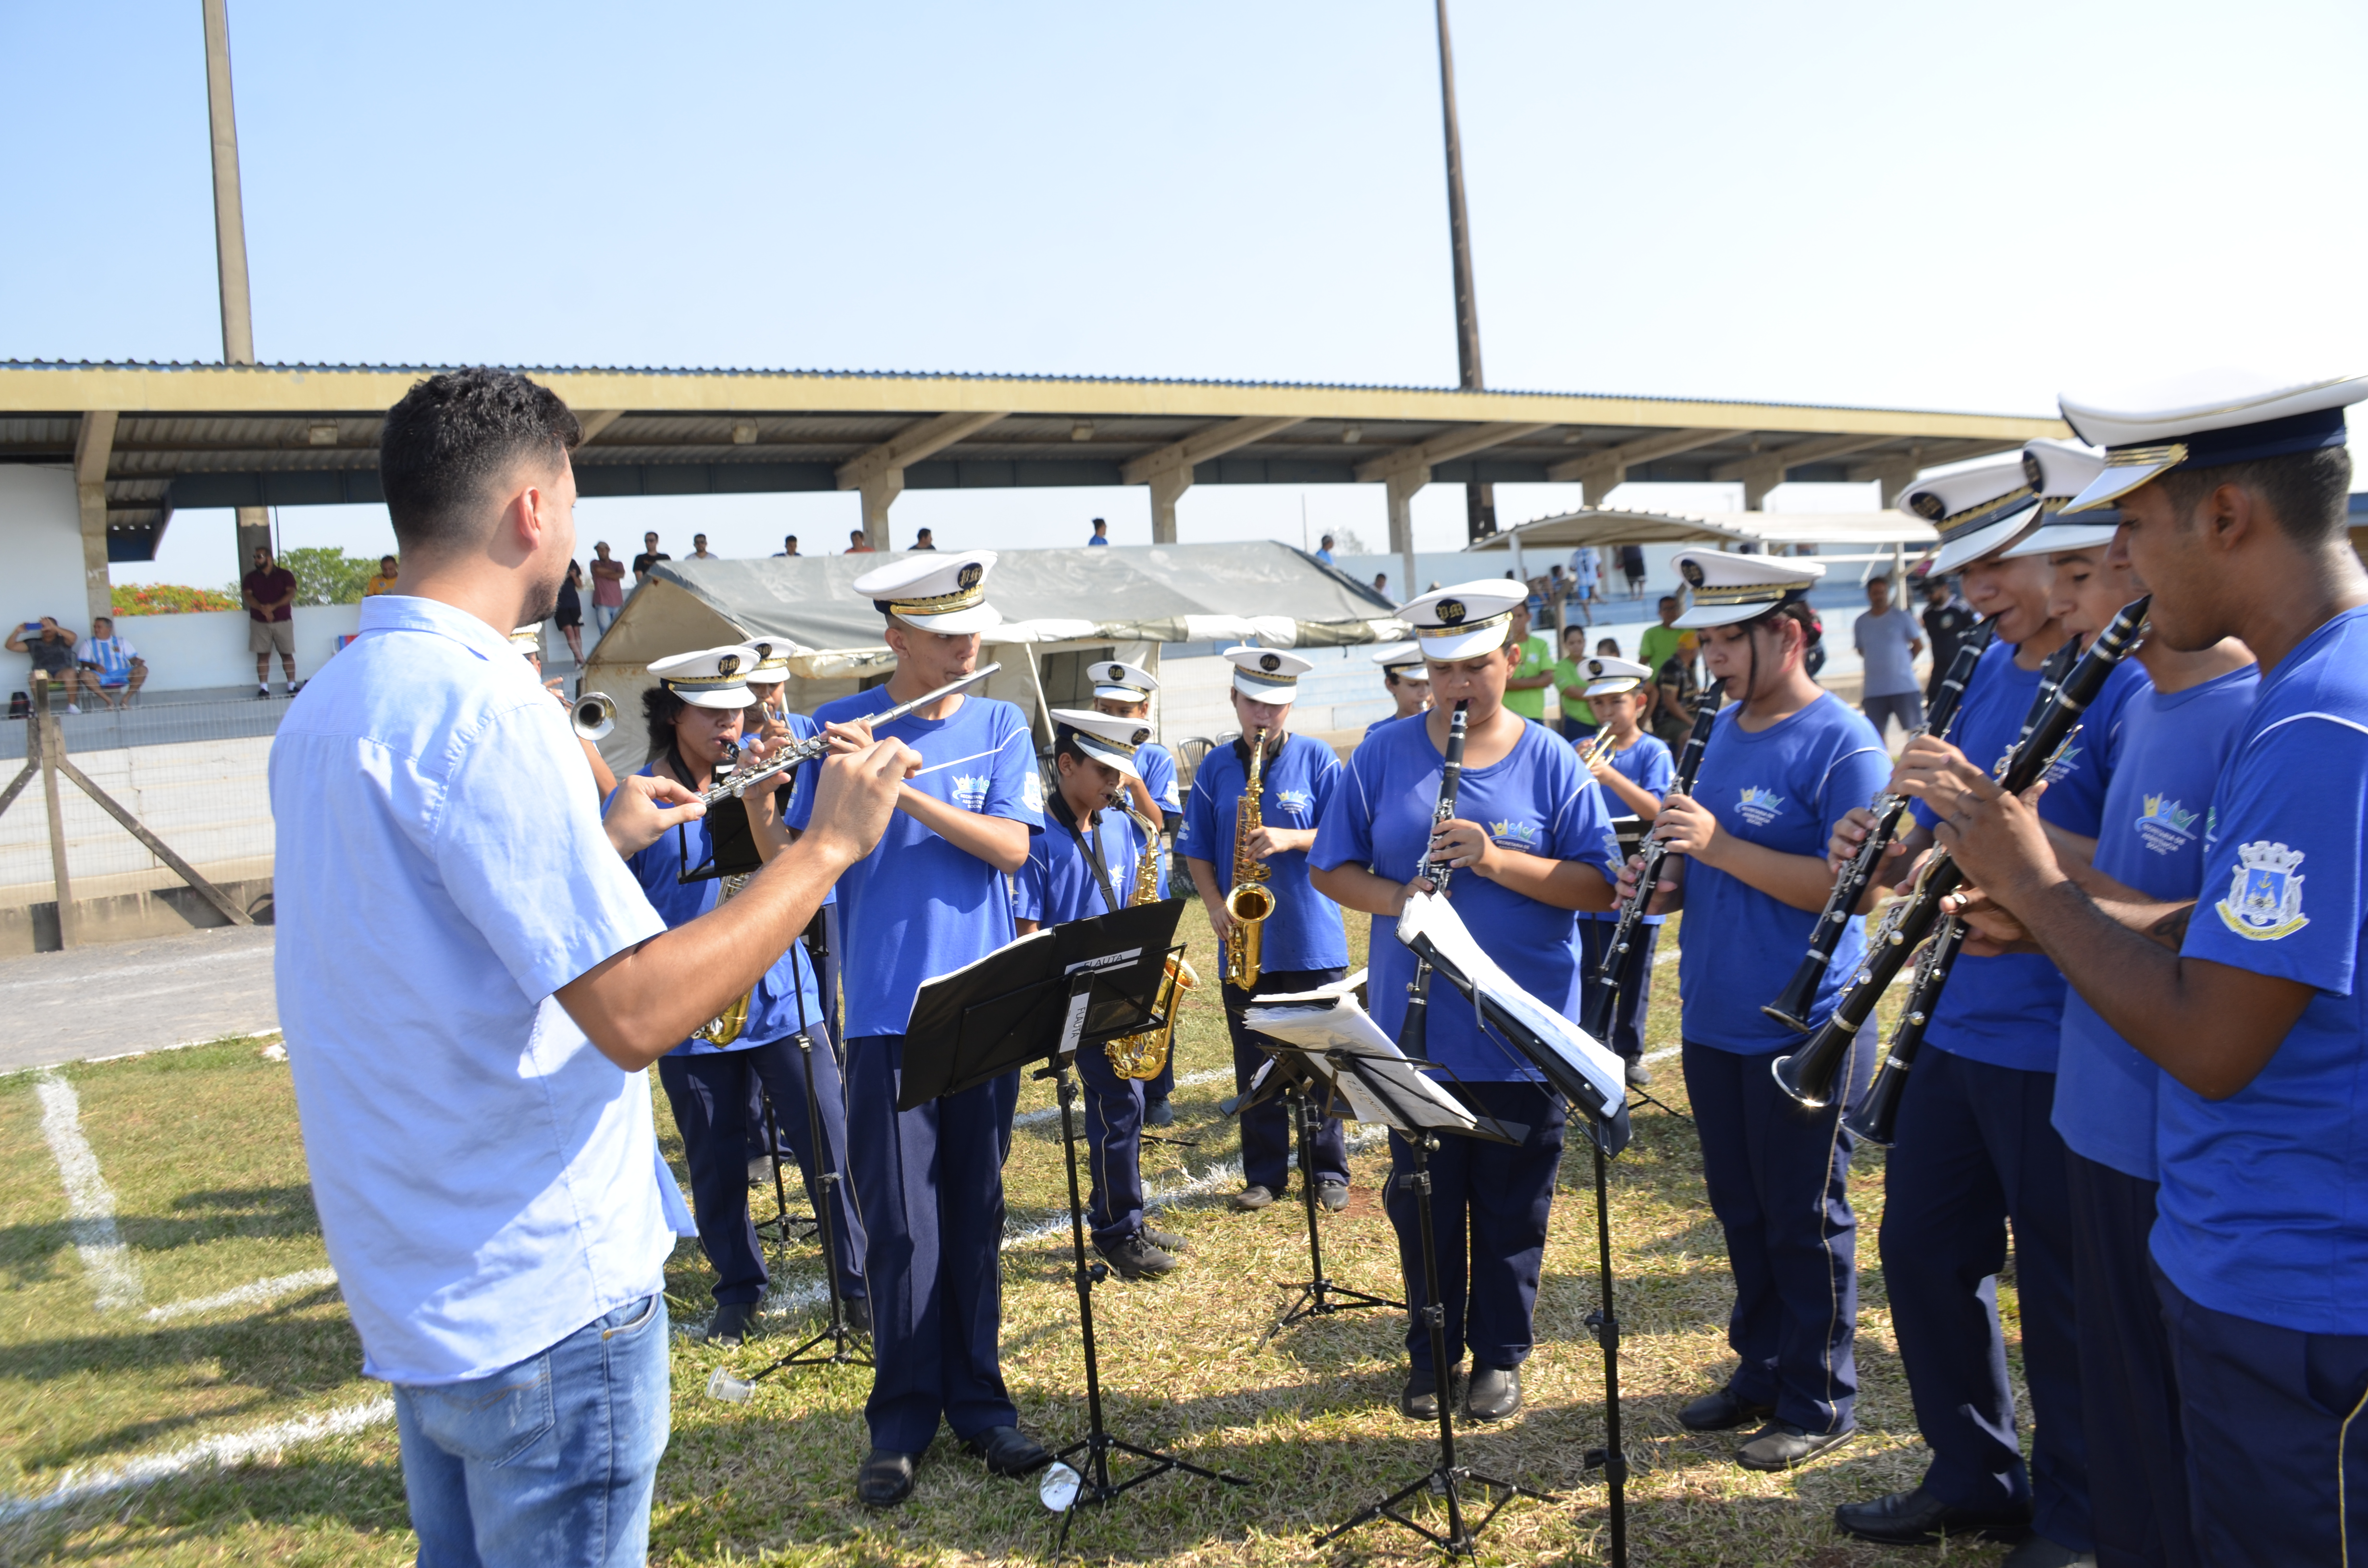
left=1843, top=1048, right=1911, bottom=1146
left=1770, top=1020, right=1851, bottom=1109
left=1761, top=956, right=1824, bottom=1035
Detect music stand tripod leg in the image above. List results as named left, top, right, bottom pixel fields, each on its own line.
left=1270, top=1081, right=1400, bottom=1341
left=1583, top=1130, right=1631, bottom=1566
left=1043, top=1058, right=1245, bottom=1553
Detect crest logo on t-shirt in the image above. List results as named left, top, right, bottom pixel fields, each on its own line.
left=2042, top=743, right=2084, bottom=784
left=1489, top=819, right=1539, bottom=848
left=953, top=772, right=991, bottom=810
left=1736, top=786, right=1785, bottom=826
left=2215, top=840, right=2308, bottom=942
left=1272, top=787, right=1314, bottom=817
left=2135, top=793, right=2200, bottom=855
left=1021, top=770, right=1044, bottom=813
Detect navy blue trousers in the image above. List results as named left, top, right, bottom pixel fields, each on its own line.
left=1684, top=1031, right=1871, bottom=1434
left=2155, top=1264, right=2368, bottom=1567
left=1883, top=1047, right=2089, bottom=1551
left=1578, top=919, right=1660, bottom=1061
left=1073, top=1044, right=1147, bottom=1249
left=2067, top=1153, right=2195, bottom=1568
left=656, top=1029, right=866, bottom=1308
left=1226, top=968, right=1349, bottom=1193
left=1385, top=1079, right=1566, bottom=1372
left=844, top=1033, right=1021, bottom=1454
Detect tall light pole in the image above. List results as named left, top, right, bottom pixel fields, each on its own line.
left=1434, top=0, right=1493, bottom=542
left=201, top=0, right=271, bottom=569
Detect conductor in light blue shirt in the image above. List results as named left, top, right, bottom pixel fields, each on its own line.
left=271, top=368, right=918, bottom=1568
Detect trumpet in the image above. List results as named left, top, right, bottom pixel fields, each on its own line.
left=1577, top=728, right=1617, bottom=770
left=573, top=692, right=617, bottom=740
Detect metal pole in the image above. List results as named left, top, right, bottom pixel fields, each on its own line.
left=34, top=679, right=76, bottom=950
left=1433, top=0, right=1493, bottom=543
left=200, top=0, right=272, bottom=567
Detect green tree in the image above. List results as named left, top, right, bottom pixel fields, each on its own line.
left=278, top=547, right=376, bottom=607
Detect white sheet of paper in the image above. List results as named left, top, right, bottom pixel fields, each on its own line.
left=1245, top=993, right=1482, bottom=1134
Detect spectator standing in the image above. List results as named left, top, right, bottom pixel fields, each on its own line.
left=555, top=561, right=585, bottom=663
left=688, top=534, right=715, bottom=560
left=630, top=532, right=669, bottom=584
left=589, top=542, right=625, bottom=637
left=1651, top=629, right=1703, bottom=750
left=1500, top=600, right=1556, bottom=723
left=242, top=543, right=301, bottom=698
left=1638, top=594, right=1685, bottom=730
left=1852, top=575, right=1925, bottom=744
left=8, top=617, right=85, bottom=711
left=1315, top=533, right=1335, bottom=565
left=1552, top=623, right=1599, bottom=743
left=777, top=535, right=800, bottom=556
left=912, top=528, right=937, bottom=551
left=1619, top=543, right=1647, bottom=599
left=364, top=555, right=401, bottom=596
left=1919, top=574, right=1979, bottom=704
left=1569, top=547, right=1601, bottom=621
left=1373, top=572, right=1390, bottom=597
left=1087, top=517, right=1110, bottom=546
left=846, top=529, right=875, bottom=554
left=78, top=616, right=147, bottom=710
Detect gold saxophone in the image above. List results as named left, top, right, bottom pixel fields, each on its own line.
left=1223, top=727, right=1276, bottom=988
left=1105, top=800, right=1199, bottom=1080
left=691, top=873, right=755, bottom=1046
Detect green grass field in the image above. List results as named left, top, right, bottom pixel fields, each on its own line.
left=0, top=915, right=2029, bottom=1566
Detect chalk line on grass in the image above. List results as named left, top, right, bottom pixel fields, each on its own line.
left=144, top=1268, right=338, bottom=1325
left=34, top=1071, right=142, bottom=1311
left=1001, top=1123, right=1391, bottom=1250
left=1011, top=1065, right=1231, bottom=1129
left=0, top=1396, right=395, bottom=1523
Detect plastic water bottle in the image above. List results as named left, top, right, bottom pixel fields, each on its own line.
left=1038, top=1461, right=1083, bottom=1513
left=706, top=1366, right=757, bottom=1404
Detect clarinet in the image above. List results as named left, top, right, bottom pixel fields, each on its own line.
left=1581, top=700, right=1719, bottom=1041
left=1771, top=597, right=2147, bottom=1109
left=1396, top=699, right=1470, bottom=1061
left=1763, top=621, right=1996, bottom=1033
left=1844, top=915, right=1969, bottom=1145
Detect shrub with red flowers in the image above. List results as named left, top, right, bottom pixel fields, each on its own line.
left=111, top=583, right=241, bottom=616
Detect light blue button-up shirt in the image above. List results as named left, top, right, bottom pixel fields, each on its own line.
left=270, top=595, right=676, bottom=1385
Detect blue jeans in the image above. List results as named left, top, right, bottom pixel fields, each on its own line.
left=590, top=603, right=619, bottom=639
left=393, top=1294, right=670, bottom=1568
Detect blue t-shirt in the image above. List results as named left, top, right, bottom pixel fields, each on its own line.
left=619, top=753, right=826, bottom=1056
left=1178, top=732, right=1348, bottom=975
left=787, top=688, right=1043, bottom=1039
left=2052, top=665, right=2257, bottom=1179
left=1907, top=640, right=2140, bottom=1072
left=2155, top=607, right=2368, bottom=1335
left=1014, top=803, right=1155, bottom=926
left=1137, top=742, right=1182, bottom=821
left=1680, top=695, right=1889, bottom=1054
left=1580, top=733, right=1675, bottom=927
left=1313, top=717, right=1619, bottom=1080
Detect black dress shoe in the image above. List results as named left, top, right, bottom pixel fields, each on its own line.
left=842, top=1295, right=872, bottom=1335
left=1735, top=1420, right=1852, bottom=1471
left=1677, top=1386, right=1776, bottom=1432
left=1095, top=1232, right=1179, bottom=1280
left=1834, top=1485, right=2033, bottom=1545
left=1399, top=1364, right=1457, bottom=1422
left=1625, top=1057, right=1653, bottom=1088
left=1144, top=1096, right=1175, bottom=1127
left=1142, top=1225, right=1188, bottom=1253
left=1464, top=1365, right=1521, bottom=1422
left=1229, top=1184, right=1275, bottom=1212
left=963, top=1424, right=1049, bottom=1477
left=706, top=1300, right=757, bottom=1346
left=857, top=1448, right=916, bottom=1507
left=1316, top=1179, right=1350, bottom=1213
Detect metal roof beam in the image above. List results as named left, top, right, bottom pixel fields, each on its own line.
left=1354, top=421, right=1554, bottom=484
left=1545, top=426, right=1738, bottom=499
left=574, top=409, right=625, bottom=445
left=1119, top=415, right=1305, bottom=486
left=835, top=410, right=1008, bottom=491
left=1710, top=432, right=1891, bottom=483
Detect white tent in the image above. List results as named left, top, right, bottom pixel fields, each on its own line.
left=1464, top=507, right=1937, bottom=552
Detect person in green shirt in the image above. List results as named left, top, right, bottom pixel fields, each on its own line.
left=1502, top=600, right=1555, bottom=723
left=1552, top=623, right=1600, bottom=742
left=1638, top=594, right=1684, bottom=676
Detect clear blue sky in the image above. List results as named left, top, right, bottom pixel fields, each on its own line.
left=7, top=1, right=2363, bottom=583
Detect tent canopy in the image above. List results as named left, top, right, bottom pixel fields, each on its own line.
left=1464, top=508, right=1938, bottom=552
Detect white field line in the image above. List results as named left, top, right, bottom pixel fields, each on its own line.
left=0, top=1396, right=395, bottom=1523
left=1011, top=1065, right=1231, bottom=1129
left=1654, top=945, right=1678, bottom=967
left=4, top=1029, right=284, bottom=1080
left=143, top=1268, right=337, bottom=1325
left=34, top=1071, right=142, bottom=1310
left=1001, top=1123, right=1391, bottom=1250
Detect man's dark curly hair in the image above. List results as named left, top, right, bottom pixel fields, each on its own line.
left=379, top=368, right=580, bottom=552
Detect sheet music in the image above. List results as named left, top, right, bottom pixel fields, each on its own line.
left=1245, top=992, right=1485, bottom=1134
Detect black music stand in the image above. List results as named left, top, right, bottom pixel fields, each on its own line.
left=900, top=901, right=1247, bottom=1552
left=1280, top=1039, right=1550, bottom=1557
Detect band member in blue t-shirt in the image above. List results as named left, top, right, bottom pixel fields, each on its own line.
left=1973, top=469, right=2257, bottom=1568
left=1927, top=371, right=2368, bottom=1566
left=1011, top=708, right=1193, bottom=1282
left=786, top=551, right=1048, bottom=1508
left=1621, top=550, right=1889, bottom=1474
left=1367, top=641, right=1432, bottom=733
left=1085, top=661, right=1187, bottom=1127
left=1179, top=645, right=1352, bottom=1214
left=1313, top=580, right=1619, bottom=1425
left=621, top=646, right=867, bottom=1348
left=1573, top=655, right=1676, bottom=1082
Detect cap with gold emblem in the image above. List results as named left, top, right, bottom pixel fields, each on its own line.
left=743, top=637, right=799, bottom=683
left=508, top=625, right=543, bottom=657
left=851, top=550, right=1003, bottom=634
left=1581, top=655, right=1654, bottom=698
left=1902, top=462, right=2043, bottom=576
left=1369, top=640, right=1427, bottom=676
left=647, top=645, right=763, bottom=710
left=1671, top=550, right=1826, bottom=628
left=1396, top=579, right=1529, bottom=660
left=2057, top=370, right=2368, bottom=515
left=1089, top=660, right=1159, bottom=703
left=1048, top=707, right=1150, bottom=780
left=2001, top=439, right=2121, bottom=560
left=1222, top=644, right=1315, bottom=702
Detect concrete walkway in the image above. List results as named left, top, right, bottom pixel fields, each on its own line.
left=0, top=925, right=276, bottom=1072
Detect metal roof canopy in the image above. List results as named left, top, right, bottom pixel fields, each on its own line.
left=0, top=361, right=2065, bottom=562
left=1463, top=507, right=1938, bottom=551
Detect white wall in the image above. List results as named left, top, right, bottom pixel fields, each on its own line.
left=105, top=605, right=363, bottom=692
left=0, top=466, right=94, bottom=646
